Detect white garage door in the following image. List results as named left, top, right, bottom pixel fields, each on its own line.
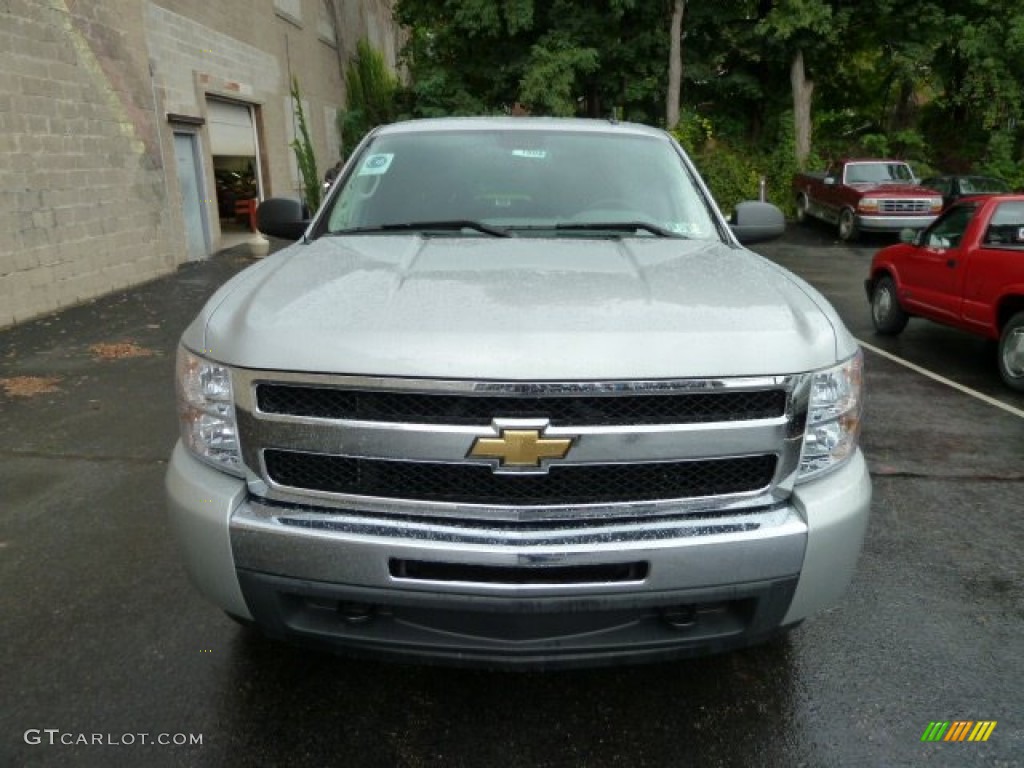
left=207, top=99, right=257, bottom=157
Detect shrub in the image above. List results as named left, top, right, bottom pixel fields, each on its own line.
left=672, top=108, right=714, bottom=154
left=339, top=39, right=399, bottom=158
left=289, top=78, right=321, bottom=212
left=691, top=146, right=763, bottom=218
left=676, top=111, right=804, bottom=219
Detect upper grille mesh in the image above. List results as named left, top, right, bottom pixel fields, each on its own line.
left=256, top=385, right=787, bottom=426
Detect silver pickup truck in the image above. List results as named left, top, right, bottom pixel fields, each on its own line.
left=166, top=117, right=871, bottom=668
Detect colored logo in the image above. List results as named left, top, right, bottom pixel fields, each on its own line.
left=920, top=721, right=997, bottom=742
left=468, top=427, right=574, bottom=469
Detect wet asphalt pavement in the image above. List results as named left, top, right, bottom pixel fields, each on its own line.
left=1, top=227, right=1021, bottom=767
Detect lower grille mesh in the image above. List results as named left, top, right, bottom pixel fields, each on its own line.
left=264, top=450, right=777, bottom=506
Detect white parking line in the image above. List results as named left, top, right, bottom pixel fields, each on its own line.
left=857, top=339, right=1024, bottom=420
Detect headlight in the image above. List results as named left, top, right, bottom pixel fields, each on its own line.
left=798, top=350, right=863, bottom=481
left=929, top=197, right=943, bottom=212
left=176, top=345, right=243, bottom=475
left=859, top=197, right=880, bottom=212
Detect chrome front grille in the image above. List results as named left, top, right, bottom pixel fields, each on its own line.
left=878, top=198, right=932, bottom=213
left=234, top=372, right=810, bottom=522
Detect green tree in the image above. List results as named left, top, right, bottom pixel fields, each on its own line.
left=757, top=0, right=847, bottom=169
left=923, top=1, right=1024, bottom=170
left=518, top=32, right=599, bottom=116
left=393, top=0, right=1024, bottom=192
left=395, top=0, right=668, bottom=120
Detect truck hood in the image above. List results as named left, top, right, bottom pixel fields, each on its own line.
left=195, top=235, right=845, bottom=379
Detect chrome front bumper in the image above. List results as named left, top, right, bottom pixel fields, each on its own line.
left=166, top=444, right=870, bottom=666
left=856, top=213, right=936, bottom=232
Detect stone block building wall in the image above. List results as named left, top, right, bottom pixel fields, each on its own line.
left=0, top=0, right=402, bottom=329
left=1, top=0, right=177, bottom=328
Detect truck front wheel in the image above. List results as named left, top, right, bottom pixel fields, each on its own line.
left=998, top=312, right=1024, bottom=391
left=871, top=275, right=909, bottom=335
left=838, top=208, right=859, bottom=242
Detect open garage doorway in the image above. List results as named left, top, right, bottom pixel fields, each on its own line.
left=206, top=97, right=264, bottom=235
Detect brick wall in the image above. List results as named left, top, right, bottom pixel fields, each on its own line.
left=0, top=0, right=179, bottom=328
left=144, top=4, right=282, bottom=118
left=144, top=0, right=351, bottom=205
left=0, top=0, right=402, bottom=329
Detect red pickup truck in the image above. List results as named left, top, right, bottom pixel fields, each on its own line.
left=794, top=159, right=943, bottom=241
left=866, top=195, right=1024, bottom=389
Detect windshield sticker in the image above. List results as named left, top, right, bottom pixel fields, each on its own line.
left=511, top=149, right=547, bottom=159
left=667, top=221, right=709, bottom=237
left=358, top=153, right=394, bottom=176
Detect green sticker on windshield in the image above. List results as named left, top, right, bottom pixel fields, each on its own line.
left=358, top=153, right=394, bottom=176
left=512, top=149, right=547, bottom=159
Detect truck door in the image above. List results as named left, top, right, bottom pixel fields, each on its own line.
left=815, top=164, right=843, bottom=219
left=900, top=202, right=979, bottom=322
left=961, top=200, right=1024, bottom=333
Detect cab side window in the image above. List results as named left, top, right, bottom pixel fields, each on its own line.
left=984, top=201, right=1024, bottom=246
left=924, top=203, right=977, bottom=248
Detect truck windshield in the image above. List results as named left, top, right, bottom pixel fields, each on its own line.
left=325, top=129, right=720, bottom=240
left=844, top=162, right=915, bottom=184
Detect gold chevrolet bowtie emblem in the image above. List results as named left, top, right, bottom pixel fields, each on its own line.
left=468, top=429, right=573, bottom=467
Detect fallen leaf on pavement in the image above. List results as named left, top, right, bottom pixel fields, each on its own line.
left=0, top=376, right=63, bottom=397
left=88, top=342, right=155, bottom=360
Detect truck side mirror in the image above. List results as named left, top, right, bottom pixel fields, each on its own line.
left=824, top=176, right=837, bottom=186
left=257, top=198, right=310, bottom=241
left=729, top=201, right=785, bottom=244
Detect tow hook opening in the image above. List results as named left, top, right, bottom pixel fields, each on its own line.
left=337, top=601, right=375, bottom=624
left=660, top=605, right=697, bottom=630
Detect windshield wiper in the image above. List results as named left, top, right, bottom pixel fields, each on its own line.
left=332, top=220, right=512, bottom=238
left=550, top=221, right=682, bottom=238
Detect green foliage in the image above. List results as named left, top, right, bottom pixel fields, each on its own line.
left=674, top=112, right=777, bottom=218
left=691, top=145, right=763, bottom=218
left=339, top=39, right=400, bottom=157
left=889, top=130, right=928, bottom=162
left=763, top=111, right=807, bottom=217
left=289, top=78, right=321, bottom=212
left=979, top=130, right=1024, bottom=189
left=860, top=133, right=890, bottom=157
left=395, top=0, right=668, bottom=119
left=671, top=109, right=714, bottom=154
left=757, top=0, right=835, bottom=40
left=674, top=110, right=813, bottom=219
left=946, top=13, right=1024, bottom=131
left=518, top=35, right=598, bottom=116
left=393, top=0, right=1024, bottom=182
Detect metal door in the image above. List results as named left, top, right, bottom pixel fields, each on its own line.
left=173, top=132, right=209, bottom=261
